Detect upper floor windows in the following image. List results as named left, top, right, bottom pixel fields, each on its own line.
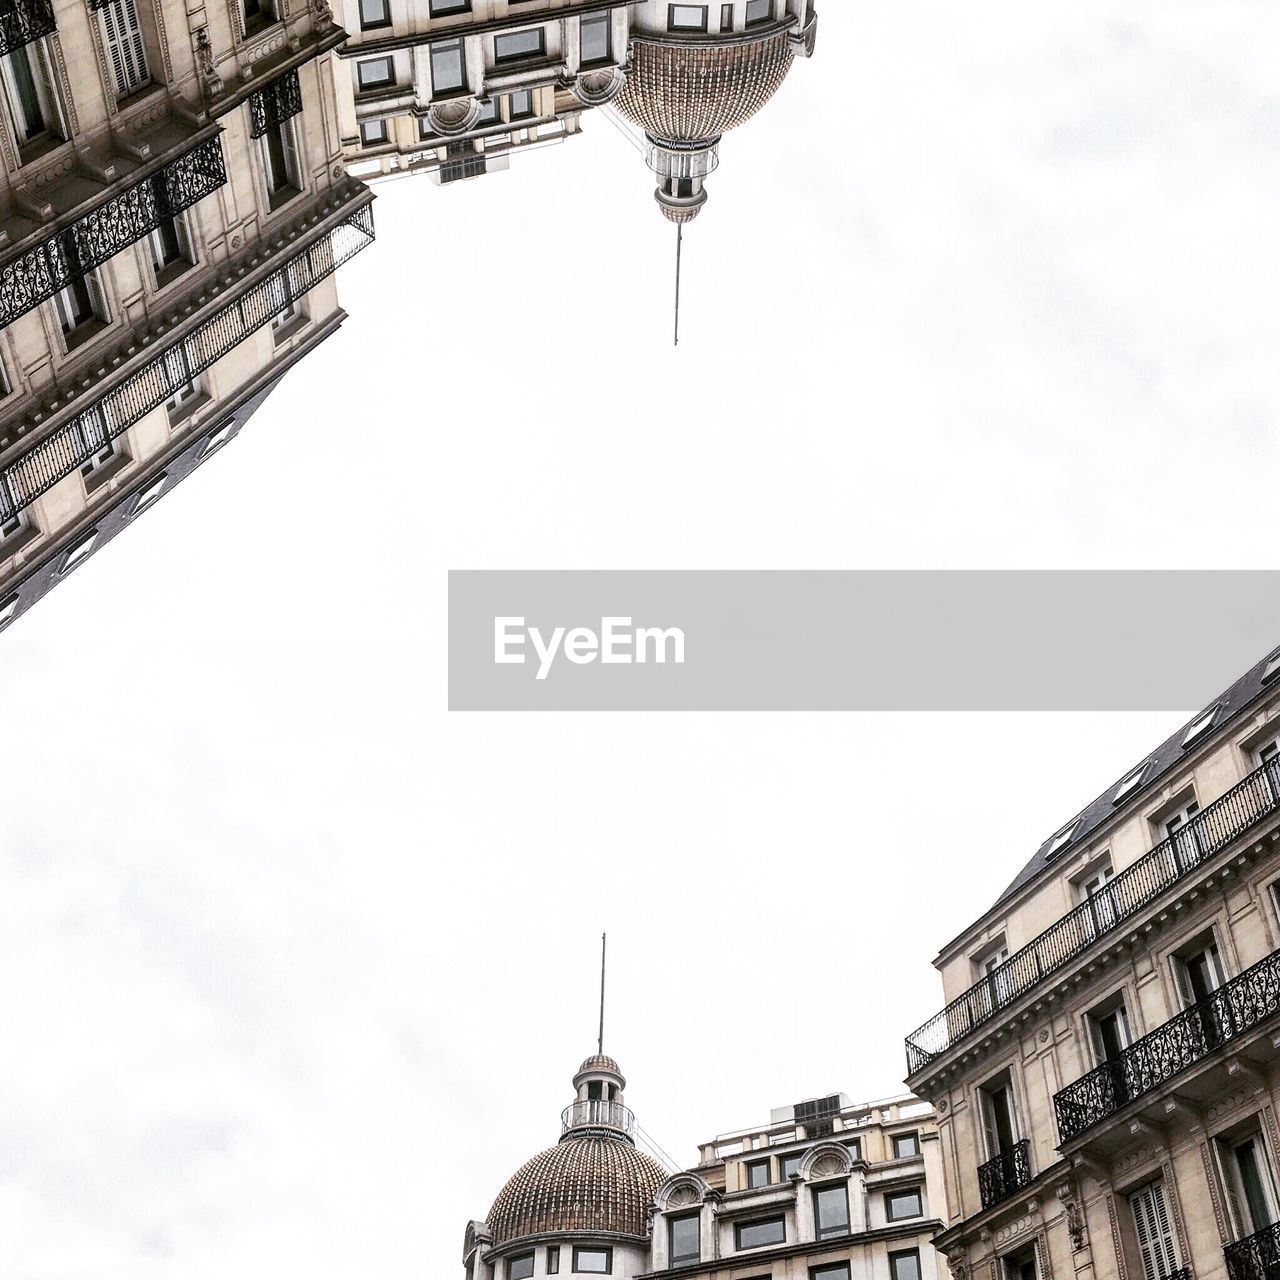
left=1257, top=737, right=1280, bottom=767
left=494, top=27, right=544, bottom=63
left=746, top=0, right=772, bottom=23
left=719, top=2, right=732, bottom=31
left=1, top=507, right=29, bottom=546
left=508, top=1255, right=533, bottom=1280
left=813, top=1183, right=850, bottom=1239
left=843, top=1137, right=861, bottom=1161
left=745, top=1157, right=770, bottom=1189
left=148, top=212, right=194, bottom=287
left=1129, top=1180, right=1183, bottom=1280
left=1114, top=762, right=1149, bottom=804
left=358, top=55, right=396, bottom=90
left=1002, top=1247, right=1038, bottom=1280
left=891, top=1252, right=923, bottom=1280
left=359, top=118, right=388, bottom=146
left=891, top=1131, right=920, bottom=1159
left=1217, top=1126, right=1280, bottom=1240
left=508, top=87, right=533, bottom=119
left=258, top=115, right=301, bottom=208
left=546, top=1246, right=559, bottom=1275
left=1, top=41, right=65, bottom=162
left=241, top=0, right=276, bottom=35
left=979, top=1075, right=1019, bottom=1160
left=428, top=0, right=468, bottom=12
left=54, top=271, right=108, bottom=349
left=99, top=0, right=149, bottom=98
left=1086, top=992, right=1131, bottom=1068
left=669, top=5, right=708, bottom=32
left=1173, top=932, right=1224, bottom=1008
left=1163, top=799, right=1202, bottom=869
left=779, top=1152, right=802, bottom=1180
left=1046, top=820, right=1080, bottom=860
left=1266, top=650, right=1280, bottom=684
left=572, top=1248, right=611, bottom=1274
left=735, top=1216, right=785, bottom=1250
left=429, top=40, right=463, bottom=93
left=1075, top=861, right=1116, bottom=933
left=885, top=1188, right=923, bottom=1221
left=358, top=0, right=390, bottom=29
left=669, top=1214, right=699, bottom=1266
left=813, top=1265, right=852, bottom=1280
left=1183, top=704, right=1220, bottom=748
left=580, top=11, right=609, bottom=63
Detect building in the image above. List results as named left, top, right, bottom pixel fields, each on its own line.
left=464, top=1052, right=948, bottom=1280
left=902, top=647, right=1280, bottom=1280
left=0, top=0, right=375, bottom=631
left=334, top=0, right=818, bottom=214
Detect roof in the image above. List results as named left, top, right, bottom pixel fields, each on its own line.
left=575, top=1054, right=625, bottom=1084
left=985, top=642, right=1280, bottom=917
left=486, top=1132, right=666, bottom=1248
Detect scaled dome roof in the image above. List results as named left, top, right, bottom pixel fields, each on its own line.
left=613, top=29, right=797, bottom=143
left=487, top=1132, right=666, bottom=1246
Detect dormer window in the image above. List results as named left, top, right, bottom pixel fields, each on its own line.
left=1114, top=763, right=1149, bottom=804
left=1182, top=705, right=1219, bottom=748
left=1264, top=650, right=1280, bottom=683
left=1045, top=820, right=1080, bottom=860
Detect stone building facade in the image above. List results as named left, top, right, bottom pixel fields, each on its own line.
left=0, top=0, right=375, bottom=630
left=465, top=1053, right=947, bottom=1280
left=903, top=648, right=1280, bottom=1280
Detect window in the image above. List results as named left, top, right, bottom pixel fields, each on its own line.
left=54, top=272, right=108, bottom=345
left=669, top=1214, right=699, bottom=1266
left=61, top=529, right=98, bottom=573
left=979, top=1078, right=1018, bottom=1159
left=241, top=0, right=275, bottom=33
left=0, top=355, right=10, bottom=399
left=572, top=1248, right=611, bottom=1274
left=1174, top=935, right=1224, bottom=1008
left=1045, top=820, right=1079, bottom=859
left=259, top=117, right=301, bottom=204
left=581, top=11, right=609, bottom=62
left=0, top=592, right=18, bottom=625
left=885, top=1189, right=923, bottom=1221
left=360, top=118, right=388, bottom=145
left=745, top=0, right=771, bottom=23
left=977, top=944, right=1012, bottom=1005
left=359, top=0, right=390, bottom=28
left=1256, top=737, right=1280, bottom=768
left=271, top=295, right=304, bottom=336
left=1, top=509, right=28, bottom=545
left=475, top=97, right=497, bottom=124
left=720, top=2, right=732, bottom=31
left=508, top=1256, right=534, bottom=1280
left=891, top=1252, right=923, bottom=1280
left=547, top=1245, right=560, bottom=1274
left=162, top=344, right=202, bottom=417
left=892, top=1132, right=920, bottom=1159
left=812, top=1267, right=852, bottom=1280
left=1002, top=1248, right=1038, bottom=1280
left=669, top=4, right=708, bottom=30
left=1265, top=650, right=1280, bottom=684
left=779, top=1152, right=803, bottom=1180
left=843, top=1137, right=861, bottom=1161
left=79, top=436, right=117, bottom=480
left=494, top=28, right=545, bottom=63
left=358, top=56, right=395, bottom=90
left=202, top=420, right=235, bottom=454
left=814, top=1183, right=850, bottom=1239
left=735, top=1216, right=785, bottom=1250
left=132, top=472, right=167, bottom=512
left=429, top=40, right=463, bottom=93
left=429, top=0, right=468, bottom=11
left=100, top=0, right=149, bottom=97
left=1129, top=1181, right=1182, bottom=1280
left=508, top=88, right=533, bottom=119
left=1114, top=763, right=1149, bottom=804
left=1077, top=862, right=1116, bottom=934
left=745, top=1158, right=770, bottom=1189
left=1183, top=705, right=1219, bottom=747
left=148, top=213, right=194, bottom=284
left=1163, top=800, right=1202, bottom=870
left=1219, top=1129, right=1280, bottom=1238
left=1, top=42, right=64, bottom=156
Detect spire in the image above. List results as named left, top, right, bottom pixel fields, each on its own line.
left=673, top=227, right=683, bottom=348
left=598, top=931, right=607, bottom=1055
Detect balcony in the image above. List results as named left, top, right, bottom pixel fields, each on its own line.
left=1054, top=947, right=1280, bottom=1145
left=1225, top=1221, right=1280, bottom=1280
left=906, top=755, right=1280, bottom=1077
left=561, top=1099, right=634, bottom=1136
left=0, top=0, right=56, bottom=60
left=977, top=1138, right=1032, bottom=1210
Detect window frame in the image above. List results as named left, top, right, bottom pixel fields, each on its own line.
left=668, top=1212, right=700, bottom=1266
left=884, top=1187, right=924, bottom=1222
left=571, top=1245, right=612, bottom=1274
left=507, top=1254, right=534, bottom=1280
left=744, top=1157, right=771, bottom=1189
left=668, top=4, right=708, bottom=32
left=734, top=1215, right=786, bottom=1251
left=891, top=1131, right=921, bottom=1159
left=813, top=1180, right=851, bottom=1240
left=493, top=26, right=546, bottom=65
left=890, top=1251, right=923, bottom=1280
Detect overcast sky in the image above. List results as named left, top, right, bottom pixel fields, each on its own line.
left=2, top=2, right=1280, bottom=1276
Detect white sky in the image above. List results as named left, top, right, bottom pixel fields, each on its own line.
left=2, top=2, right=1280, bottom=1276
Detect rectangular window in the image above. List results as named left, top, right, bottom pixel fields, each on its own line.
left=735, top=1216, right=785, bottom=1250
left=547, top=1245, right=560, bottom=1274
left=148, top=212, right=194, bottom=284
left=812, top=1267, right=852, bottom=1280
left=891, top=1252, right=923, bottom=1280
left=580, top=11, right=609, bottom=62
left=669, top=1214, right=699, bottom=1266
left=358, top=56, right=395, bottom=90
left=61, top=529, right=98, bottom=573
left=572, top=1247, right=611, bottom=1274
left=720, top=2, right=732, bottom=31
left=669, top=4, right=708, bottom=30
left=494, top=28, right=545, bottom=63
left=843, top=1137, right=861, bottom=1161
left=979, top=1078, right=1018, bottom=1159
left=745, top=0, right=770, bottom=22
left=100, top=0, right=149, bottom=97
left=54, top=271, right=108, bottom=344
left=360, top=118, right=388, bottom=145
left=1076, top=862, right=1116, bottom=934
left=429, top=0, right=468, bottom=11
left=259, top=116, right=301, bottom=203
left=1, top=509, right=28, bottom=543
left=359, top=0, right=390, bottom=27
left=885, top=1189, right=923, bottom=1222
left=79, top=435, right=116, bottom=479
left=1, top=42, right=64, bottom=155
left=1114, top=764, right=1149, bottom=804
left=0, top=355, right=10, bottom=398
left=814, top=1183, right=850, bottom=1239
left=1219, top=1130, right=1280, bottom=1238
left=1129, top=1181, right=1182, bottom=1280
left=0, top=592, right=18, bottom=623
left=242, top=0, right=275, bottom=33
left=508, top=1256, right=534, bottom=1280
left=1003, top=1248, right=1038, bottom=1280
left=892, top=1133, right=920, bottom=1159
left=132, top=471, right=167, bottom=512
left=508, top=88, right=533, bottom=119
left=1265, top=651, right=1280, bottom=683
left=429, top=39, right=464, bottom=93
left=779, top=1152, right=803, bottom=1180
left=1182, top=705, right=1219, bottom=747
left=1163, top=800, right=1202, bottom=870
left=745, top=1158, right=770, bottom=1189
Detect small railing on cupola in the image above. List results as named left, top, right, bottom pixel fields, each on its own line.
left=562, top=1100, right=635, bottom=1136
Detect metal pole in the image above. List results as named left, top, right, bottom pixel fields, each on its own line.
left=598, top=932, right=607, bottom=1054
left=673, top=225, right=683, bottom=347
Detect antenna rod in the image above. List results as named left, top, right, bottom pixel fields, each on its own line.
left=673, top=225, right=683, bottom=348
left=598, top=932, right=607, bottom=1055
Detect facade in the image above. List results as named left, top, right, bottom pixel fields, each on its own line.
left=333, top=0, right=818, bottom=214
left=903, top=648, right=1280, bottom=1280
left=465, top=1053, right=948, bottom=1280
left=0, top=0, right=375, bottom=631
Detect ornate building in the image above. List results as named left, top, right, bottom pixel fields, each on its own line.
left=465, top=1054, right=947, bottom=1280
left=333, top=0, right=818, bottom=207
left=0, top=0, right=375, bottom=631
left=902, top=647, right=1280, bottom=1280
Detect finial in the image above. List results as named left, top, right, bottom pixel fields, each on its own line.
left=598, top=932, right=607, bottom=1055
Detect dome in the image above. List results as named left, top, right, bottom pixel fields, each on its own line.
left=486, top=1132, right=666, bottom=1246
left=613, top=29, right=797, bottom=144
left=575, top=1053, right=625, bottom=1084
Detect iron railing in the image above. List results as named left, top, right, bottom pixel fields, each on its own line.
left=906, top=755, right=1280, bottom=1075
left=1226, top=1221, right=1280, bottom=1280
left=0, top=0, right=55, bottom=59
left=248, top=69, right=303, bottom=138
left=0, top=198, right=374, bottom=525
left=1166, top=1269, right=1193, bottom=1280
left=561, top=1099, right=634, bottom=1135
left=0, top=135, right=227, bottom=331
left=1054, top=947, right=1280, bottom=1144
left=977, top=1138, right=1032, bottom=1209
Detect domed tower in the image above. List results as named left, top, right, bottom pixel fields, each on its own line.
left=614, top=0, right=819, bottom=225
left=463, top=1055, right=667, bottom=1280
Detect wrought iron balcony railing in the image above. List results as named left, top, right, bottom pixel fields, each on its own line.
left=561, top=1099, right=634, bottom=1136
left=906, top=755, right=1280, bottom=1076
left=0, top=134, right=227, bottom=331
left=0, top=0, right=55, bottom=60
left=1225, top=1220, right=1280, bottom=1280
left=1054, top=947, right=1280, bottom=1144
left=0, top=193, right=374, bottom=527
left=1166, top=1268, right=1193, bottom=1280
left=977, top=1138, right=1032, bottom=1210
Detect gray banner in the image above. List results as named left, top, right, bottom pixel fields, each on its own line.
left=447, top=571, right=1280, bottom=711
